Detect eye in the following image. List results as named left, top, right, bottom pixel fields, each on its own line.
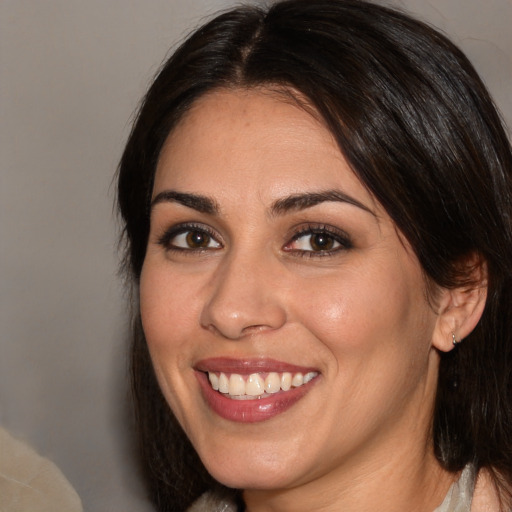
left=158, top=224, right=222, bottom=252
left=173, top=230, right=220, bottom=249
left=284, top=225, right=352, bottom=256
left=292, top=232, right=340, bottom=252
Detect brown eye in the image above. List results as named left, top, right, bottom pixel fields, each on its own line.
left=159, top=226, right=222, bottom=251
left=284, top=225, right=353, bottom=257
left=185, top=230, right=212, bottom=248
left=289, top=232, right=341, bottom=252
left=309, top=233, right=335, bottom=251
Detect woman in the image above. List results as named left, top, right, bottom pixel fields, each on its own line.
left=117, top=0, right=512, bottom=510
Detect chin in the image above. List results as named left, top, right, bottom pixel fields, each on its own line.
left=198, top=441, right=300, bottom=491
left=208, top=466, right=293, bottom=491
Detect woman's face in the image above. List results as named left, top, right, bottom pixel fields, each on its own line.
left=140, top=88, right=442, bottom=492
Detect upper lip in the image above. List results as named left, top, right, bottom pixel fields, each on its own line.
left=195, top=357, right=319, bottom=374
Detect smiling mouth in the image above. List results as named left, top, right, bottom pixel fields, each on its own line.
left=207, top=371, right=319, bottom=399
left=195, top=360, right=320, bottom=422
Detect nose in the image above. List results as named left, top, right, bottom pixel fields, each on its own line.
left=200, top=252, right=287, bottom=340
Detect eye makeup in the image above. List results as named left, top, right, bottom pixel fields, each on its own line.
left=155, top=219, right=354, bottom=260
left=283, top=223, right=354, bottom=258
left=157, top=222, right=222, bottom=253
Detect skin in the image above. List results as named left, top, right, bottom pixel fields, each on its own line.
left=140, top=88, right=486, bottom=511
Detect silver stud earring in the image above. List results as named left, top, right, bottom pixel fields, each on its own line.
left=452, top=333, right=461, bottom=346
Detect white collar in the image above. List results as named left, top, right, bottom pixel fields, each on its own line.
left=434, top=465, right=475, bottom=512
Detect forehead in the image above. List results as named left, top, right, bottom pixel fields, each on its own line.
left=153, top=88, right=376, bottom=211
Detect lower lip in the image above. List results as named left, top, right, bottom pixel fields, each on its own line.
left=196, top=372, right=317, bottom=423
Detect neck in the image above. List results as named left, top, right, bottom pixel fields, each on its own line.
left=243, top=446, right=456, bottom=512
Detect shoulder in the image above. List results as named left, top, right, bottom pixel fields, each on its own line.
left=471, top=468, right=507, bottom=512
left=0, top=426, right=83, bottom=512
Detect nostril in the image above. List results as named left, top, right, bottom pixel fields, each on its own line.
left=202, top=321, right=274, bottom=340
left=240, top=324, right=273, bottom=336
left=199, top=266, right=287, bottom=339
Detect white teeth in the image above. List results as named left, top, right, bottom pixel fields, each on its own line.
left=264, top=372, right=281, bottom=394
left=246, top=373, right=265, bottom=396
left=291, top=373, right=304, bottom=387
left=229, top=374, right=245, bottom=396
left=218, top=373, right=229, bottom=394
left=303, top=371, right=316, bottom=384
left=208, top=372, right=219, bottom=391
left=206, top=370, right=319, bottom=398
left=280, top=372, right=292, bottom=391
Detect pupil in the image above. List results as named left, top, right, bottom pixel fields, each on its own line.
left=311, top=233, right=333, bottom=251
left=186, top=231, right=209, bottom=248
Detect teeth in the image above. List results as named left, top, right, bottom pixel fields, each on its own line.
left=281, top=372, right=292, bottom=391
left=291, top=373, right=304, bottom=387
left=303, top=371, right=316, bottom=384
left=229, top=374, right=245, bottom=396
left=208, top=372, right=219, bottom=391
left=208, top=370, right=318, bottom=398
left=264, top=372, right=281, bottom=393
left=246, top=373, right=265, bottom=396
left=218, top=373, right=229, bottom=394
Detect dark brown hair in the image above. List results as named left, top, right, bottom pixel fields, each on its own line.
left=117, top=1, right=512, bottom=510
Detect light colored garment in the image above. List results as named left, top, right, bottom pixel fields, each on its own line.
left=0, top=427, right=83, bottom=512
left=187, top=491, right=238, bottom=512
left=434, top=465, right=475, bottom=512
left=187, top=465, right=475, bottom=512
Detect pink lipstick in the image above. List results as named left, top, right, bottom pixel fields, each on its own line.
left=195, top=358, right=319, bottom=423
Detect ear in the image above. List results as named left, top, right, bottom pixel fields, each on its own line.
left=431, top=257, right=488, bottom=352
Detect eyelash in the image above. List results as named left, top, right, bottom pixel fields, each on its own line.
left=157, top=223, right=222, bottom=253
left=156, top=222, right=353, bottom=257
left=284, top=224, right=353, bottom=258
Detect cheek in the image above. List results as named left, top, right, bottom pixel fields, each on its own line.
left=139, top=263, right=202, bottom=423
left=290, top=260, right=431, bottom=360
left=139, top=262, right=197, bottom=355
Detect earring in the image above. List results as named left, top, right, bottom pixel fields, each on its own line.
left=452, top=333, right=461, bottom=346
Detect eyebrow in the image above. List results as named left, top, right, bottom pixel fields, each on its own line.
left=270, top=190, right=376, bottom=217
left=151, top=190, right=219, bottom=215
left=150, top=188, right=375, bottom=217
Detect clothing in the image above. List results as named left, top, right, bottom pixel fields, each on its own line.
left=187, top=465, right=475, bottom=512
left=434, top=465, right=475, bottom=512
left=0, top=427, right=83, bottom=512
left=187, top=491, right=238, bottom=512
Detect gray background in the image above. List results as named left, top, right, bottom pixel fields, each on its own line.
left=1, top=1, right=510, bottom=510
